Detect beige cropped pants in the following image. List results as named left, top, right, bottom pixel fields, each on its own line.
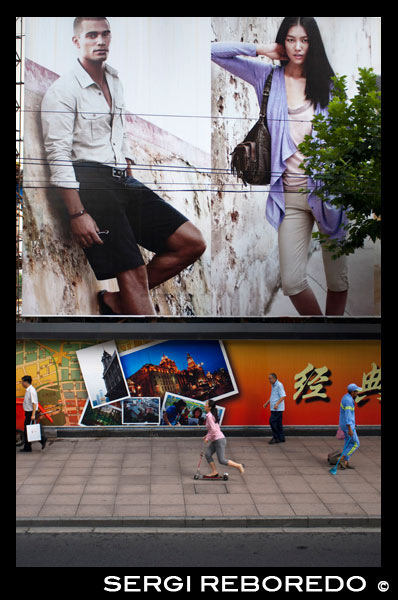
left=278, top=192, right=349, bottom=297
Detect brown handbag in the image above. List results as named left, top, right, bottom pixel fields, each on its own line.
left=230, top=68, right=274, bottom=186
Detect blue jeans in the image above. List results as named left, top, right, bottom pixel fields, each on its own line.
left=269, top=411, right=285, bottom=442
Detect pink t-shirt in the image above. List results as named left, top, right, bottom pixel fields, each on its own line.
left=205, top=411, right=225, bottom=442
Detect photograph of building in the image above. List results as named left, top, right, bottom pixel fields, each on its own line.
left=76, top=341, right=130, bottom=408
left=122, top=397, right=160, bottom=425
left=79, top=399, right=122, bottom=427
left=120, top=340, right=238, bottom=402
left=101, top=348, right=131, bottom=403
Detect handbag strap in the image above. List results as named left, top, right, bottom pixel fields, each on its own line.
left=259, top=68, right=274, bottom=121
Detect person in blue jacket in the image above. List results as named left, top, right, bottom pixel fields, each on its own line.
left=339, top=383, right=361, bottom=469
left=161, top=399, right=187, bottom=426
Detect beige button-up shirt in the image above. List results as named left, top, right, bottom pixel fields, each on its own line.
left=41, top=59, right=134, bottom=189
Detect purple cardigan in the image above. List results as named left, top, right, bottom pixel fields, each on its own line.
left=211, top=42, right=346, bottom=240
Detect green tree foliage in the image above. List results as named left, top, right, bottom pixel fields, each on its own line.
left=299, top=68, right=381, bottom=258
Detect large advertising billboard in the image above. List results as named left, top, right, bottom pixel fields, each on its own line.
left=16, top=339, right=381, bottom=427
left=21, top=17, right=380, bottom=317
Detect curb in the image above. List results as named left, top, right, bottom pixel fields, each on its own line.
left=16, top=515, right=381, bottom=530
left=47, top=426, right=381, bottom=439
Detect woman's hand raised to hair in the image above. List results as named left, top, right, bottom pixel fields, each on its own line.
left=256, top=43, right=288, bottom=61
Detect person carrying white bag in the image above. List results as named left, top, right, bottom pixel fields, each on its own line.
left=20, top=376, right=47, bottom=453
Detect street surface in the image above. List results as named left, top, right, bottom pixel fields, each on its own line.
left=16, top=528, right=380, bottom=568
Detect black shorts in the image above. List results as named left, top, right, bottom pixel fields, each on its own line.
left=73, top=162, right=189, bottom=281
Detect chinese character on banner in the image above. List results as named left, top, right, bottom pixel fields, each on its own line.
left=356, top=363, right=381, bottom=405
left=294, top=363, right=331, bottom=404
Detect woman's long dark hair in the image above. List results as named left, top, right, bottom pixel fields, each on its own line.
left=276, top=17, right=335, bottom=108
left=207, top=399, right=220, bottom=424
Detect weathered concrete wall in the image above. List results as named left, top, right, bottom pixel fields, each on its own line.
left=22, top=18, right=381, bottom=317
left=211, top=17, right=282, bottom=316
left=315, top=17, right=381, bottom=98
left=22, top=59, right=211, bottom=316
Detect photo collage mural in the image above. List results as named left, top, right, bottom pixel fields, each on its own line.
left=16, top=339, right=381, bottom=428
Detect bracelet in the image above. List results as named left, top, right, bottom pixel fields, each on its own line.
left=69, top=209, right=86, bottom=220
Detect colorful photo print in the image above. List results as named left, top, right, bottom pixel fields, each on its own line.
left=122, top=397, right=160, bottom=425
left=21, top=17, right=211, bottom=318
left=119, top=339, right=238, bottom=402
left=76, top=340, right=130, bottom=408
left=78, top=398, right=122, bottom=427
left=161, top=392, right=225, bottom=427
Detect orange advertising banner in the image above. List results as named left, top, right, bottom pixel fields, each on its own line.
left=220, top=340, right=380, bottom=426
left=16, top=339, right=380, bottom=428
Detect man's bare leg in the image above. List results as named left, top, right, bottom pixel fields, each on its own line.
left=100, top=222, right=206, bottom=315
left=102, top=265, right=155, bottom=315
left=146, top=222, right=206, bottom=288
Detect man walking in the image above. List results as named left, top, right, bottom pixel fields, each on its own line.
left=339, top=383, right=361, bottom=469
left=20, top=376, right=47, bottom=453
left=41, top=17, right=206, bottom=315
left=264, top=373, right=286, bottom=444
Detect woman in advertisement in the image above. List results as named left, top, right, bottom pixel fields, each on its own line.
left=211, top=17, right=349, bottom=315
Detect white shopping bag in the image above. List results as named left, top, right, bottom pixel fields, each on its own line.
left=26, top=423, right=41, bottom=442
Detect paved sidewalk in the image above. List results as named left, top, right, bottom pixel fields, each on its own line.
left=16, top=436, right=381, bottom=528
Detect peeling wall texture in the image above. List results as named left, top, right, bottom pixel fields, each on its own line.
left=22, top=59, right=211, bottom=316
left=211, top=17, right=282, bottom=316
left=211, top=17, right=381, bottom=316
left=22, top=18, right=381, bottom=317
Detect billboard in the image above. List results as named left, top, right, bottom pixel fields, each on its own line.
left=16, top=339, right=381, bottom=427
left=21, top=17, right=380, bottom=317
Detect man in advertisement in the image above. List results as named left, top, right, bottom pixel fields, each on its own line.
left=41, top=17, right=206, bottom=316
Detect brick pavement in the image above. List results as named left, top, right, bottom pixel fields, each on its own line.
left=16, top=436, right=380, bottom=527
